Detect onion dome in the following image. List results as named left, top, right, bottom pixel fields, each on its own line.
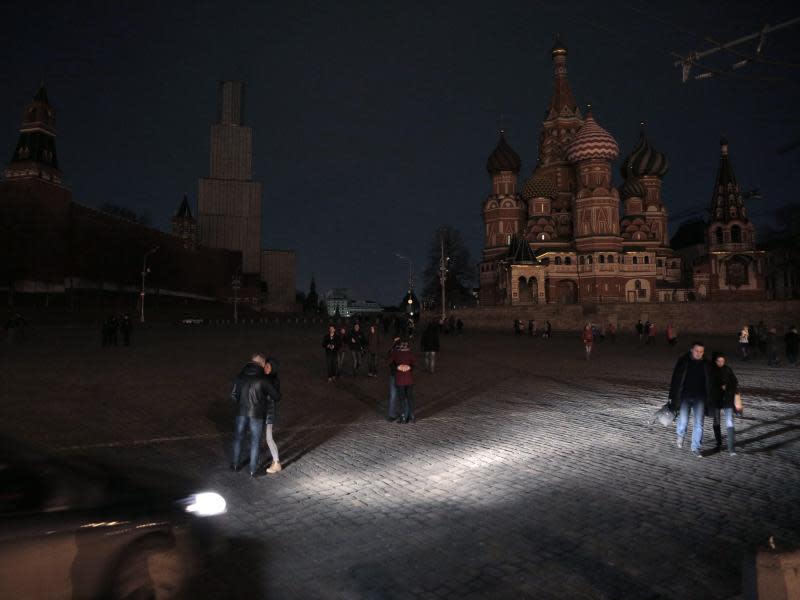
left=522, top=167, right=559, bottom=201
left=566, top=107, right=619, bottom=163
left=486, top=130, right=521, bottom=174
left=619, top=176, right=646, bottom=200
left=619, top=122, right=669, bottom=179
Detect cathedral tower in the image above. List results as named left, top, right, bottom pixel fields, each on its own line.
left=4, top=84, right=63, bottom=185
left=197, top=81, right=263, bottom=276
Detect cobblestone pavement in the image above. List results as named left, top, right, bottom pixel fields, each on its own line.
left=2, top=325, right=800, bottom=599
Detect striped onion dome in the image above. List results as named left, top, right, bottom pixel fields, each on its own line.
left=619, top=123, right=669, bottom=178
left=566, top=108, right=619, bottom=163
left=619, top=176, right=646, bottom=200
left=522, top=167, right=559, bottom=200
left=486, top=130, right=522, bottom=174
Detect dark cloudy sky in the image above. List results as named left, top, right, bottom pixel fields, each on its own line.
left=1, top=1, right=798, bottom=303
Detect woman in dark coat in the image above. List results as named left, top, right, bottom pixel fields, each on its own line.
left=708, top=351, right=739, bottom=456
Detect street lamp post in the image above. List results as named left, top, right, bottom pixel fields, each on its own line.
left=438, top=233, right=449, bottom=322
left=140, top=246, right=158, bottom=324
left=232, top=275, right=241, bottom=324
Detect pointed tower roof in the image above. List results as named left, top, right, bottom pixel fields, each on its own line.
left=709, top=137, right=747, bottom=223
left=175, top=194, right=193, bottom=219
left=506, top=235, right=538, bottom=263
left=486, top=130, right=522, bottom=174
left=4, top=83, right=62, bottom=184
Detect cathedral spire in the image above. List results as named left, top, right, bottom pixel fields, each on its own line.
left=4, top=83, right=62, bottom=184
left=546, top=34, right=579, bottom=120
left=709, top=137, right=745, bottom=223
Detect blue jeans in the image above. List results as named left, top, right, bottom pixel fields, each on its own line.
left=712, top=407, right=735, bottom=429
left=388, top=375, right=398, bottom=418
left=676, top=397, right=705, bottom=451
left=232, top=416, right=264, bottom=474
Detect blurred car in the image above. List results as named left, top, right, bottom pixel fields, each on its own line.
left=0, top=438, right=226, bottom=599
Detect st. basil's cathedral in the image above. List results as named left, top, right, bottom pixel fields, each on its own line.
left=479, top=37, right=766, bottom=306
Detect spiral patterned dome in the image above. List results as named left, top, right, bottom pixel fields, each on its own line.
left=522, top=168, right=558, bottom=201
left=619, top=176, right=646, bottom=200
left=486, top=130, right=521, bottom=174
left=566, top=109, right=619, bottom=163
left=619, top=123, right=668, bottom=178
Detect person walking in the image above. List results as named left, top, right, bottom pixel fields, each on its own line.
left=648, top=322, right=657, bottom=346
left=367, top=323, right=380, bottom=377
left=785, top=325, right=799, bottom=366
left=708, top=352, right=738, bottom=456
left=636, top=320, right=644, bottom=343
left=420, top=321, right=440, bottom=373
left=607, top=321, right=616, bottom=343
left=385, top=336, right=402, bottom=421
left=666, top=323, right=677, bottom=347
left=766, top=327, right=780, bottom=367
left=668, top=341, right=712, bottom=457
left=336, top=326, right=348, bottom=377
left=120, top=314, right=133, bottom=346
left=514, top=319, right=522, bottom=336
left=527, top=319, right=534, bottom=337
left=544, top=320, right=552, bottom=340
left=390, top=337, right=416, bottom=423
left=738, top=325, right=750, bottom=360
left=322, top=325, right=340, bottom=382
left=230, top=352, right=280, bottom=477
left=263, top=358, right=282, bottom=474
left=582, top=323, right=593, bottom=360
left=348, top=322, right=366, bottom=377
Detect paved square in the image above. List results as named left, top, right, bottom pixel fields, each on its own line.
left=2, top=325, right=799, bottom=599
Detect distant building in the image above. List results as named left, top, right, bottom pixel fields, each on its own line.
left=171, top=194, right=197, bottom=250
left=478, top=36, right=765, bottom=305
left=0, top=85, right=240, bottom=306
left=261, top=249, right=296, bottom=309
left=324, top=289, right=381, bottom=317
left=197, top=82, right=263, bottom=277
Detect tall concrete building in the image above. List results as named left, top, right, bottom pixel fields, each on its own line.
left=198, top=81, right=262, bottom=275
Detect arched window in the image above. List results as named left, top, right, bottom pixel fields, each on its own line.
left=607, top=255, right=614, bottom=263
left=644, top=256, right=650, bottom=264
left=715, top=227, right=723, bottom=244
left=632, top=256, right=638, bottom=265
left=579, top=256, right=585, bottom=265
left=634, top=280, right=642, bottom=290
left=564, top=256, right=572, bottom=265
left=555, top=256, right=562, bottom=265
left=587, top=255, right=593, bottom=264
left=731, top=225, right=742, bottom=243
left=599, top=255, right=605, bottom=264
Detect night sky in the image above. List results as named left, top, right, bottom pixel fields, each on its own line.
left=2, top=1, right=798, bottom=303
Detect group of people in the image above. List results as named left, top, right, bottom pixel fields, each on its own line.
left=101, top=313, right=133, bottom=347
left=667, top=341, right=741, bottom=457
left=738, top=322, right=799, bottom=366
left=513, top=319, right=552, bottom=338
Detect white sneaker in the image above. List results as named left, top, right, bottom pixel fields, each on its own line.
left=266, top=462, right=282, bottom=474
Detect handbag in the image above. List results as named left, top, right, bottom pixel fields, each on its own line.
left=651, top=402, right=675, bottom=427
left=734, top=393, right=743, bottom=414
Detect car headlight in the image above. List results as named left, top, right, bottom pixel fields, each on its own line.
left=184, top=492, right=227, bottom=517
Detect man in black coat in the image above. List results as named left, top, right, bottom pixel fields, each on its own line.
left=322, top=325, right=340, bottom=382
left=348, top=322, right=367, bottom=377
left=230, top=353, right=281, bottom=477
left=421, top=321, right=440, bottom=373
left=668, top=341, right=713, bottom=457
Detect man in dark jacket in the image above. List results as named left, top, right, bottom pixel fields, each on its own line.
left=322, top=325, right=340, bottom=382
left=348, top=322, right=367, bottom=377
left=231, top=353, right=281, bottom=477
left=367, top=323, right=380, bottom=377
left=420, top=321, right=440, bottom=373
left=668, top=341, right=713, bottom=456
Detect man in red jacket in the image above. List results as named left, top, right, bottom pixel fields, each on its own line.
left=390, top=337, right=416, bottom=423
